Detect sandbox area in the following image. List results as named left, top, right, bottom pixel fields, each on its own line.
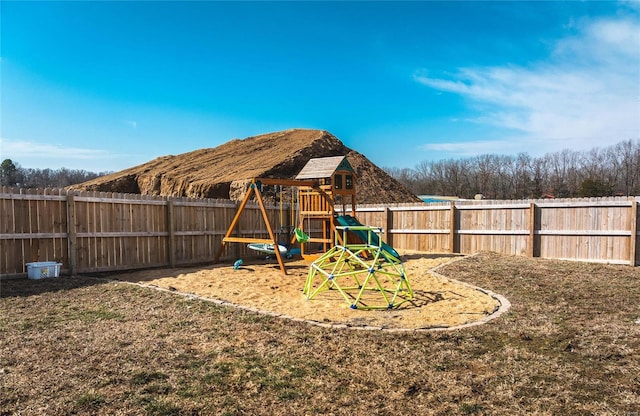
left=112, top=253, right=506, bottom=331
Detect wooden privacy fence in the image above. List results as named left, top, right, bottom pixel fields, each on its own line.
left=0, top=187, right=293, bottom=277
left=1, top=188, right=638, bottom=277
left=352, top=196, right=639, bottom=266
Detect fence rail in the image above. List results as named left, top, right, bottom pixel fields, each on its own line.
left=1, top=187, right=638, bottom=277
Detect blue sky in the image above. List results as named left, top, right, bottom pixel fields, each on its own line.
left=1, top=1, right=639, bottom=172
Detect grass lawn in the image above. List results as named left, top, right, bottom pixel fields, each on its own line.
left=1, top=252, right=639, bottom=415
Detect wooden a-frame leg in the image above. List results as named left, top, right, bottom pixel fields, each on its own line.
left=254, top=186, right=287, bottom=275
left=213, top=185, right=256, bottom=263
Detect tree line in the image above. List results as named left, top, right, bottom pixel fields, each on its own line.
left=3, top=138, right=639, bottom=199
left=0, top=159, right=112, bottom=189
left=384, top=139, right=640, bottom=199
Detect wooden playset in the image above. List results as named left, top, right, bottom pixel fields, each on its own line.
left=213, top=156, right=357, bottom=274
left=213, top=155, right=413, bottom=308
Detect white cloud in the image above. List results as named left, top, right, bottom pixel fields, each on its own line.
left=420, top=139, right=523, bottom=156
left=414, top=15, right=640, bottom=157
left=618, top=0, right=640, bottom=13
left=124, top=120, right=137, bottom=129
left=0, top=137, right=114, bottom=160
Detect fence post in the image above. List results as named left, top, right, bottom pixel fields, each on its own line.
left=167, top=199, right=175, bottom=268
left=449, top=201, right=456, bottom=254
left=385, top=206, right=393, bottom=247
left=630, top=198, right=637, bottom=266
left=528, top=202, right=537, bottom=258
left=66, top=193, right=77, bottom=276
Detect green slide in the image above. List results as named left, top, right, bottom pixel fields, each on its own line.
left=335, top=215, right=401, bottom=260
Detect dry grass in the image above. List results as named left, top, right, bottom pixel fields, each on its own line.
left=1, top=252, right=639, bottom=415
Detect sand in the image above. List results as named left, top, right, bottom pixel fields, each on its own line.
left=111, top=252, right=503, bottom=331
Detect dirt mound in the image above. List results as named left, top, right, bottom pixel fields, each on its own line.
left=71, top=129, right=420, bottom=204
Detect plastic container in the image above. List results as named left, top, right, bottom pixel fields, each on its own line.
left=26, top=262, right=62, bottom=279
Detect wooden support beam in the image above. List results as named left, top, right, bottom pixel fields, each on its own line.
left=298, top=212, right=333, bottom=217
left=223, top=237, right=275, bottom=244
left=253, top=178, right=318, bottom=188
left=306, top=237, right=332, bottom=243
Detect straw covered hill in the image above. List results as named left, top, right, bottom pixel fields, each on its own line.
left=70, top=129, right=421, bottom=204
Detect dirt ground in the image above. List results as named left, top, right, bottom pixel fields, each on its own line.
left=111, top=252, right=503, bottom=330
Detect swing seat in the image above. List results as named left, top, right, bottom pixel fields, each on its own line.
left=295, top=228, right=310, bottom=243
left=247, top=243, right=288, bottom=255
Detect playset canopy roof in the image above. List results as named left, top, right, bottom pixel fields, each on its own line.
left=295, top=156, right=354, bottom=180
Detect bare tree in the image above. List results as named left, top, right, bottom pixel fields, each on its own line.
left=611, top=139, right=640, bottom=195
left=5, top=161, right=112, bottom=189
left=352, top=141, right=640, bottom=201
